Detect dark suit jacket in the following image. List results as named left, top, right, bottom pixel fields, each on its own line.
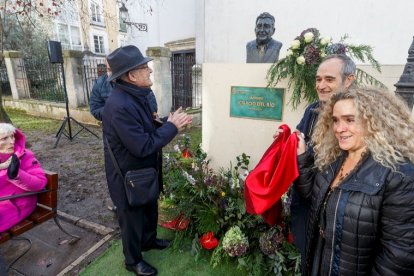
left=246, top=39, right=282, bottom=63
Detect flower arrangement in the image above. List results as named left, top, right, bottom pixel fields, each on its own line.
left=267, top=28, right=387, bottom=108
left=162, top=136, right=301, bottom=275
left=222, top=226, right=249, bottom=257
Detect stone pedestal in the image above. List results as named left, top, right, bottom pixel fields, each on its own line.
left=146, top=47, right=172, bottom=117
left=3, top=51, right=29, bottom=100
left=63, top=50, right=85, bottom=108
left=395, top=36, right=414, bottom=111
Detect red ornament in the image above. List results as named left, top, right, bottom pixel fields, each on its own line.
left=182, top=148, right=191, bottom=158
left=199, top=232, right=219, bottom=250
left=287, top=232, right=294, bottom=244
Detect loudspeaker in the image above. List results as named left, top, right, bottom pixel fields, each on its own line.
left=47, top=40, right=63, bottom=63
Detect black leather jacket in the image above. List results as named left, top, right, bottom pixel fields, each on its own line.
left=295, top=152, right=414, bottom=275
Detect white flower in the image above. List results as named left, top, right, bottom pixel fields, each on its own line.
left=291, top=40, right=301, bottom=49
left=182, top=171, right=196, bottom=185
left=303, top=32, right=314, bottom=43
left=174, top=144, right=180, bottom=152
left=296, top=56, right=306, bottom=65
left=286, top=49, right=293, bottom=57
left=230, top=178, right=240, bottom=189
left=238, top=170, right=249, bottom=182
left=320, top=51, right=326, bottom=58
left=320, top=37, right=331, bottom=46
left=191, top=161, right=199, bottom=171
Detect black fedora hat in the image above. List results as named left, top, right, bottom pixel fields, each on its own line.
left=107, top=45, right=153, bottom=82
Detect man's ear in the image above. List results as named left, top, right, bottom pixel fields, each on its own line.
left=345, top=74, right=355, bottom=88
left=127, top=71, right=137, bottom=82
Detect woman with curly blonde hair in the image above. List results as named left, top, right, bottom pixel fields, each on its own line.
left=294, top=88, right=414, bottom=275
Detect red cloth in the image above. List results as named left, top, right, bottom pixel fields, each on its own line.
left=244, top=124, right=299, bottom=225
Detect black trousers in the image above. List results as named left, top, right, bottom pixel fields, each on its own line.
left=290, top=186, right=310, bottom=264
left=117, top=200, right=158, bottom=266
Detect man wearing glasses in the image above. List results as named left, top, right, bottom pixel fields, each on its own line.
left=103, top=45, right=192, bottom=275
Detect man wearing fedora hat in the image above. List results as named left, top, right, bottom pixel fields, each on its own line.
left=103, top=45, right=192, bottom=275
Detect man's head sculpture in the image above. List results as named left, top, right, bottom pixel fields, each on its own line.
left=255, top=12, right=275, bottom=46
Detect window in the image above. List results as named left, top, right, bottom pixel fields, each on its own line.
left=119, top=16, right=127, bottom=33
left=55, top=1, right=82, bottom=51
left=57, top=24, right=82, bottom=51
left=58, top=24, right=70, bottom=45
left=70, top=26, right=82, bottom=50
left=90, top=1, right=103, bottom=24
left=94, top=35, right=105, bottom=54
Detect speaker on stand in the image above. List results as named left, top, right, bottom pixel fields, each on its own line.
left=47, top=40, right=98, bottom=148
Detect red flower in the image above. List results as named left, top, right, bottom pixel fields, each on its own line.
left=287, top=232, right=294, bottom=244
left=160, top=213, right=190, bottom=231
left=182, top=149, right=191, bottom=158
left=199, top=232, right=219, bottom=250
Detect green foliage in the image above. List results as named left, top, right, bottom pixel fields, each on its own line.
left=267, top=28, right=387, bottom=108
left=2, top=12, right=50, bottom=60
left=162, top=134, right=300, bottom=275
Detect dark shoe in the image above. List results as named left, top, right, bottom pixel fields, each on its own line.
left=143, top=238, right=171, bottom=251
left=126, top=260, right=157, bottom=275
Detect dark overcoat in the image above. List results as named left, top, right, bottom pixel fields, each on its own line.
left=102, top=80, right=177, bottom=209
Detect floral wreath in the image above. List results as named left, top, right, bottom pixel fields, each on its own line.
left=267, top=28, right=387, bottom=108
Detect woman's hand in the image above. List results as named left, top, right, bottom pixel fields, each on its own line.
left=295, top=131, right=306, bottom=155
left=7, top=154, right=20, bottom=179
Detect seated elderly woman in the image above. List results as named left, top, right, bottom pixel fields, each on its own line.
left=0, top=123, right=47, bottom=232
left=295, top=88, right=414, bottom=275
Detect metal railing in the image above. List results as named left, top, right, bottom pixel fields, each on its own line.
left=22, top=58, right=65, bottom=102
left=171, top=51, right=196, bottom=110
left=0, top=62, right=12, bottom=96
left=82, top=57, right=106, bottom=104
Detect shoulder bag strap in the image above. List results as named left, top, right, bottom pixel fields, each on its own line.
left=104, top=136, right=125, bottom=181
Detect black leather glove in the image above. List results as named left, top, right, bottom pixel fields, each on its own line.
left=7, top=154, right=20, bottom=179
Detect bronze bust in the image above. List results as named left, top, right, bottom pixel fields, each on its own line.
left=246, top=12, right=282, bottom=63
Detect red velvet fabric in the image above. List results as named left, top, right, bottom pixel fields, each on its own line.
left=244, top=124, right=299, bottom=225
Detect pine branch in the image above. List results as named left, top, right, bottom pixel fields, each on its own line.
left=355, top=68, right=388, bottom=89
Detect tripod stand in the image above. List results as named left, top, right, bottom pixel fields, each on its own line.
left=54, top=63, right=99, bottom=148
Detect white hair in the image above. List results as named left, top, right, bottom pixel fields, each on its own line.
left=0, top=123, right=16, bottom=136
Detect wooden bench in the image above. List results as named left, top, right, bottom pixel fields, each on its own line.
left=0, top=171, right=79, bottom=244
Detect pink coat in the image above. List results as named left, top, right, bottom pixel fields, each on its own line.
left=0, top=129, right=47, bottom=232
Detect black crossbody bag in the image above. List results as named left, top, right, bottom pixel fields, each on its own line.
left=104, top=136, right=159, bottom=206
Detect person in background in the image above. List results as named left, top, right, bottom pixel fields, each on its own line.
left=103, top=45, right=192, bottom=276
left=274, top=54, right=356, bottom=262
left=294, top=88, right=414, bottom=275
left=90, top=59, right=158, bottom=122
left=89, top=59, right=114, bottom=121
left=0, top=123, right=47, bottom=232
left=246, top=12, right=282, bottom=63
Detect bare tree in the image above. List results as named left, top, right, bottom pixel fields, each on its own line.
left=0, top=0, right=63, bottom=122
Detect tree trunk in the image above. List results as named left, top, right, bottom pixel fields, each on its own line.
left=0, top=11, right=12, bottom=123
left=0, top=56, right=12, bottom=123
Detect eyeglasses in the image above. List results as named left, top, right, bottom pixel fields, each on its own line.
left=134, top=65, right=150, bottom=71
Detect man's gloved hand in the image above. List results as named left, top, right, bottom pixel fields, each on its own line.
left=7, top=154, right=20, bottom=179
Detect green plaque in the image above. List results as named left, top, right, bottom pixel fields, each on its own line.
left=230, top=86, right=284, bottom=120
